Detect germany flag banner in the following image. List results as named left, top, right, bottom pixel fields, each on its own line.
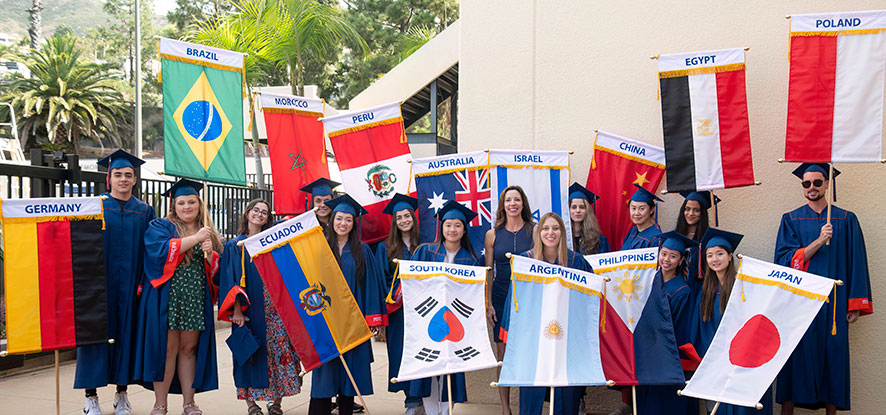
left=1, top=197, right=108, bottom=355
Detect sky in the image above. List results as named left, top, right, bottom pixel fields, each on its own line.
left=154, top=0, right=176, bottom=15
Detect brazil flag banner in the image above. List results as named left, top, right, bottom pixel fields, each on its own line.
left=159, top=37, right=246, bottom=185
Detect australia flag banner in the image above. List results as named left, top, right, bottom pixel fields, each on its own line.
left=395, top=260, right=498, bottom=381
left=413, top=151, right=491, bottom=257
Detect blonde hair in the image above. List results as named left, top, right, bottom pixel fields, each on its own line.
left=532, top=212, right=568, bottom=265
left=168, top=195, right=224, bottom=263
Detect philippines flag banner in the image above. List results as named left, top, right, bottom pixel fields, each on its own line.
left=489, top=150, right=571, bottom=248
left=786, top=10, right=886, bottom=163
left=658, top=48, right=755, bottom=192
left=585, top=248, right=684, bottom=386
left=498, top=255, right=608, bottom=387
left=413, top=151, right=490, bottom=255
left=682, top=256, right=836, bottom=408
left=261, top=92, right=328, bottom=215
left=324, top=102, right=412, bottom=243
left=586, top=131, right=666, bottom=251
left=395, top=260, right=498, bottom=381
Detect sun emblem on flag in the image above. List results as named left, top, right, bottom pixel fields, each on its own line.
left=543, top=320, right=564, bottom=340
left=365, top=164, right=397, bottom=198
left=612, top=271, right=643, bottom=302
left=299, top=282, right=332, bottom=316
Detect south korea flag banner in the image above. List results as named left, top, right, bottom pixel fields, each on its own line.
left=682, top=256, right=837, bottom=408
left=396, top=260, right=498, bottom=381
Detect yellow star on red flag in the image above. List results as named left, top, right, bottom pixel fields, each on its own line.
left=633, top=171, right=650, bottom=187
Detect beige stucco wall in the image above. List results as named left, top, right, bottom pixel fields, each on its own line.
left=458, top=1, right=886, bottom=413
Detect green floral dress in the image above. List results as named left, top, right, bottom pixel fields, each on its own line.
left=167, top=246, right=206, bottom=331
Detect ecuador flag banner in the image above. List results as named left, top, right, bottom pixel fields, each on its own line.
left=243, top=211, right=373, bottom=372
left=1, top=197, right=107, bottom=355
left=159, top=37, right=246, bottom=185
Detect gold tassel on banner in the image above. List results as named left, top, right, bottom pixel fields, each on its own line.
left=247, top=92, right=256, bottom=132
left=240, top=244, right=247, bottom=287
left=509, top=255, right=519, bottom=312
left=386, top=261, right=400, bottom=304
left=832, top=285, right=838, bottom=336
left=737, top=256, right=746, bottom=302
left=591, top=130, right=599, bottom=170
left=600, top=278, right=607, bottom=333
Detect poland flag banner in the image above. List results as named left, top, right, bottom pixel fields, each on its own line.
left=682, top=256, right=837, bottom=408
left=658, top=48, right=755, bottom=192
left=785, top=10, right=886, bottom=163
left=396, top=260, right=497, bottom=381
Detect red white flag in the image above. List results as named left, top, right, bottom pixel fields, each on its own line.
left=785, top=10, right=886, bottom=162
left=586, top=130, right=666, bottom=251
left=261, top=92, right=328, bottom=215
left=324, top=102, right=412, bottom=243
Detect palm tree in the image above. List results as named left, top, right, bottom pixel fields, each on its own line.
left=1, top=35, right=131, bottom=154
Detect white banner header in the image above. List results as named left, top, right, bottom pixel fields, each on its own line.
left=260, top=92, right=324, bottom=113
left=243, top=210, right=319, bottom=257
left=657, top=48, right=746, bottom=72
left=159, top=37, right=245, bottom=69
left=1, top=197, right=103, bottom=218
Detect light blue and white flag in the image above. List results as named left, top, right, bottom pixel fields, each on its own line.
left=489, top=150, right=572, bottom=248
left=498, top=255, right=608, bottom=387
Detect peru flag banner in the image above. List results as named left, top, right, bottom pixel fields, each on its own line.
left=785, top=10, right=886, bottom=162
left=1, top=197, right=108, bottom=355
left=585, top=248, right=684, bottom=386
left=261, top=92, right=328, bottom=215
left=244, top=211, right=374, bottom=372
left=658, top=48, right=755, bottom=192
left=586, top=131, right=666, bottom=251
left=324, top=102, right=412, bottom=243
left=395, top=260, right=498, bottom=381
left=682, top=256, right=836, bottom=408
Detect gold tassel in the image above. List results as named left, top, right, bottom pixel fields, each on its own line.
left=591, top=130, right=599, bottom=170
left=601, top=278, right=607, bottom=333
left=386, top=261, right=400, bottom=304
left=406, top=161, right=414, bottom=194
left=656, top=89, right=660, bottom=101
left=832, top=285, right=837, bottom=336
left=240, top=244, right=246, bottom=287
left=737, top=256, right=746, bottom=302
left=510, top=256, right=519, bottom=312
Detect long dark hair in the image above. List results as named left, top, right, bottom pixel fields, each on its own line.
left=494, top=186, right=533, bottom=236
left=571, top=198, right=603, bottom=255
left=236, top=199, right=274, bottom=236
left=385, top=208, right=420, bottom=268
left=700, top=248, right=736, bottom=322
left=325, top=211, right=365, bottom=285
left=675, top=199, right=710, bottom=242
left=427, top=218, right=478, bottom=262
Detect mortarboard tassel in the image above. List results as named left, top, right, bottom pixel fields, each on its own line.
left=240, top=244, right=246, bottom=287
left=832, top=286, right=837, bottom=336
left=386, top=261, right=400, bottom=304
left=600, top=278, right=607, bottom=333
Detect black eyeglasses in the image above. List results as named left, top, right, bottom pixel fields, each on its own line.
left=801, top=179, right=824, bottom=189
left=250, top=207, right=270, bottom=216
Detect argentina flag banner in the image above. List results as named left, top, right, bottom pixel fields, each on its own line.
left=489, top=150, right=572, bottom=248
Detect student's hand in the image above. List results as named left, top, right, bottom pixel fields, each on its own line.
left=232, top=309, right=246, bottom=327
left=847, top=310, right=860, bottom=324
left=818, top=224, right=833, bottom=243
left=195, top=226, right=211, bottom=240
left=201, top=238, right=212, bottom=256
left=486, top=302, right=497, bottom=327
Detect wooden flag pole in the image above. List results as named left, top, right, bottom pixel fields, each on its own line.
left=825, top=163, right=834, bottom=245
left=710, top=401, right=721, bottom=415
left=448, top=375, right=454, bottom=415
left=632, top=385, right=638, bottom=415
left=549, top=387, right=555, bottom=415
left=55, top=350, right=60, bottom=415
left=710, top=190, right=719, bottom=228
left=338, top=355, right=372, bottom=415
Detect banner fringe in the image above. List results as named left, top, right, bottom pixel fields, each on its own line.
left=159, top=53, right=245, bottom=75
left=414, top=165, right=487, bottom=178
left=399, top=273, right=485, bottom=284
left=248, top=226, right=324, bottom=259
left=262, top=108, right=325, bottom=117
left=791, top=28, right=886, bottom=37
left=736, top=273, right=830, bottom=302
left=512, top=272, right=602, bottom=297
left=593, top=262, right=657, bottom=275
left=658, top=63, right=746, bottom=79
left=593, top=145, right=666, bottom=169
left=1, top=214, right=105, bottom=224
left=327, top=117, right=404, bottom=138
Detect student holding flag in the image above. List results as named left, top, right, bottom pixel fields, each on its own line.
left=621, top=184, right=663, bottom=250
left=410, top=201, right=482, bottom=414
left=219, top=199, right=302, bottom=415
left=375, top=194, right=423, bottom=414
left=75, top=150, right=155, bottom=415
left=136, top=179, right=224, bottom=415
left=300, top=178, right=340, bottom=227
left=568, top=183, right=610, bottom=255
left=484, top=186, right=534, bottom=415
left=311, top=195, right=387, bottom=415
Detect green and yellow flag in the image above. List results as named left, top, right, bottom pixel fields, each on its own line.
left=159, top=37, right=246, bottom=185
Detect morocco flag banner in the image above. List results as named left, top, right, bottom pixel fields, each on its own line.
left=658, top=48, right=755, bottom=192
left=785, top=10, right=886, bottom=163
left=261, top=92, right=328, bottom=215
left=682, top=256, right=837, bottom=408
left=324, top=102, right=412, bottom=243
left=1, top=197, right=108, bottom=354
left=586, top=130, right=665, bottom=251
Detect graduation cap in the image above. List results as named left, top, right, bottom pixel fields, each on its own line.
left=226, top=328, right=259, bottom=366
left=97, top=149, right=145, bottom=171
left=162, top=178, right=203, bottom=199
left=324, top=194, right=368, bottom=217
left=792, top=163, right=841, bottom=202
left=383, top=193, right=418, bottom=216
left=680, top=191, right=721, bottom=210
left=659, top=230, right=698, bottom=253
left=299, top=177, right=340, bottom=197
left=700, top=228, right=743, bottom=252
left=569, top=182, right=600, bottom=204
left=436, top=200, right=478, bottom=224
left=630, top=183, right=663, bottom=204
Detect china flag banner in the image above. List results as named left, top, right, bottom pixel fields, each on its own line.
left=785, top=10, right=886, bottom=163
left=261, top=92, right=328, bottom=215
left=586, top=130, right=666, bottom=251
left=323, top=102, right=412, bottom=243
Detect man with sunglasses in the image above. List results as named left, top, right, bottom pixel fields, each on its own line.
left=774, top=163, right=873, bottom=415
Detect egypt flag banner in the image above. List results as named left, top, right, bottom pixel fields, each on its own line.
left=682, top=256, right=837, bottom=408
left=489, top=150, right=572, bottom=248
left=159, top=37, right=246, bottom=185
left=586, top=131, right=666, bottom=251
left=1, top=197, right=107, bottom=355
left=243, top=210, right=374, bottom=372
left=324, top=102, right=412, bottom=243
left=395, top=260, right=497, bottom=381
left=658, top=48, right=755, bottom=192
left=498, top=255, right=608, bottom=386
left=261, top=92, right=328, bottom=215
left=785, top=10, right=886, bottom=163
left=584, top=248, right=684, bottom=386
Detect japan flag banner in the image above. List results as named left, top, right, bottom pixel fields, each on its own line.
left=682, top=256, right=837, bottom=408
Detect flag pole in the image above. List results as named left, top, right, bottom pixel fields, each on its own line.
left=825, top=163, right=833, bottom=245
left=338, top=354, right=372, bottom=415
left=710, top=401, right=721, bottom=415
left=710, top=190, right=719, bottom=228
left=631, top=385, right=638, bottom=415
left=447, top=374, right=454, bottom=415
left=55, top=350, right=60, bottom=415
left=549, top=387, right=555, bottom=415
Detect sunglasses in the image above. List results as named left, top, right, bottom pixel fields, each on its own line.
left=801, top=179, right=824, bottom=189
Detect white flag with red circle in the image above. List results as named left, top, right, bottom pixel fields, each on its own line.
left=682, top=256, right=837, bottom=408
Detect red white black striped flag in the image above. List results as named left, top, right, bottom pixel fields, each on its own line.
left=658, top=48, right=755, bottom=192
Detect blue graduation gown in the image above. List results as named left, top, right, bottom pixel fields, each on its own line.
left=218, top=235, right=274, bottom=389
left=375, top=241, right=414, bottom=394
left=574, top=234, right=610, bottom=255
left=74, top=194, right=155, bottom=388
left=405, top=243, right=481, bottom=404
left=134, top=218, right=219, bottom=394
left=311, top=241, right=387, bottom=398
left=774, top=205, right=872, bottom=410
left=621, top=224, right=662, bottom=250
